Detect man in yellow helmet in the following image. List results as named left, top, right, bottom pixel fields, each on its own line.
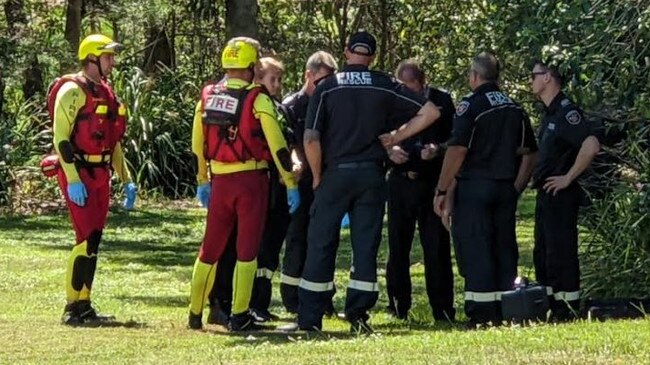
left=188, top=37, right=300, bottom=331
left=51, top=34, right=137, bottom=325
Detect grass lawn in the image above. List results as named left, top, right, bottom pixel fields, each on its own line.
left=0, top=193, right=648, bottom=364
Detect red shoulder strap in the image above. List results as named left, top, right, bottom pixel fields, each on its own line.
left=47, top=75, right=95, bottom=121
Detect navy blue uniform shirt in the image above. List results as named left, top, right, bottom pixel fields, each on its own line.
left=532, top=92, right=595, bottom=186
left=392, top=86, right=454, bottom=180
left=448, top=82, right=538, bottom=180
left=305, top=64, right=425, bottom=166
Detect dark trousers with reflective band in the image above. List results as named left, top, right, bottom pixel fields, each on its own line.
left=298, top=164, right=386, bottom=329
left=250, top=167, right=291, bottom=312
left=452, top=178, right=519, bottom=323
left=209, top=231, right=237, bottom=315
left=386, top=172, right=455, bottom=320
left=534, top=184, right=581, bottom=318
left=280, top=178, right=314, bottom=313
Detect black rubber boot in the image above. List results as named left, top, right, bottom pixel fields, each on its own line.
left=188, top=312, right=203, bottom=330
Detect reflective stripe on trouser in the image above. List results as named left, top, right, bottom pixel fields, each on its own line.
left=281, top=179, right=314, bottom=313
left=298, top=166, right=386, bottom=329
left=452, top=179, right=519, bottom=323
left=534, top=185, right=581, bottom=318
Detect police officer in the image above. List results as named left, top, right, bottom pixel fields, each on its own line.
left=281, top=31, right=440, bottom=333
left=434, top=52, right=538, bottom=326
left=280, top=51, right=338, bottom=314
left=385, top=59, right=455, bottom=321
left=529, top=60, right=601, bottom=321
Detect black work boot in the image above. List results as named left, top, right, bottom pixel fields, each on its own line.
left=323, top=301, right=337, bottom=317
left=61, top=302, right=83, bottom=326
left=188, top=312, right=203, bottom=330
left=207, top=303, right=230, bottom=326
left=77, top=300, right=116, bottom=324
left=228, top=312, right=265, bottom=332
left=350, top=318, right=374, bottom=335
left=249, top=308, right=279, bottom=323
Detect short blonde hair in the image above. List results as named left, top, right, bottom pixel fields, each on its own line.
left=255, top=57, right=284, bottom=79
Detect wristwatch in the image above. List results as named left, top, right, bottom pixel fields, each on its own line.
left=435, top=188, right=447, bottom=196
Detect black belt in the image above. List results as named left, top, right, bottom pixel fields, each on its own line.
left=336, top=161, right=382, bottom=169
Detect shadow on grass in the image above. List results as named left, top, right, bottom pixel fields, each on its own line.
left=201, top=318, right=469, bottom=346
left=68, top=320, right=148, bottom=329
left=118, top=294, right=188, bottom=308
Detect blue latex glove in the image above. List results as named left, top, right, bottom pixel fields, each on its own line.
left=287, top=188, right=301, bottom=214
left=341, top=212, right=350, bottom=228
left=67, top=182, right=87, bottom=207
left=196, top=183, right=211, bottom=208
left=123, top=182, right=137, bottom=210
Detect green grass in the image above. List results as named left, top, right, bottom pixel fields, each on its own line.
left=0, top=194, right=648, bottom=364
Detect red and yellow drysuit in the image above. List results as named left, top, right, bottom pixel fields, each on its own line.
left=189, top=78, right=297, bottom=318
left=53, top=74, right=131, bottom=304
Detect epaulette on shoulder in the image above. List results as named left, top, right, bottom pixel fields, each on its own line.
left=560, top=98, right=573, bottom=108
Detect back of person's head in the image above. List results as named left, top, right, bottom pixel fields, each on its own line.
left=395, top=59, right=425, bottom=84
left=255, top=57, right=284, bottom=80
left=471, top=52, right=500, bottom=82
left=305, top=51, right=338, bottom=74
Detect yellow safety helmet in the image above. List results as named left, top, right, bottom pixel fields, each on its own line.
left=78, top=34, right=122, bottom=61
left=221, top=39, right=259, bottom=69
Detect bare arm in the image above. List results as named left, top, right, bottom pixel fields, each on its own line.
left=304, top=129, right=322, bottom=189
left=514, top=152, right=537, bottom=193
left=436, top=146, right=467, bottom=192
left=380, top=101, right=440, bottom=147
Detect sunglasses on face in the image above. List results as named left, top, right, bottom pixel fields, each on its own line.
left=530, top=71, right=548, bottom=80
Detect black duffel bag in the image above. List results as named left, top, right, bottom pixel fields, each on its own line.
left=502, top=277, right=550, bottom=324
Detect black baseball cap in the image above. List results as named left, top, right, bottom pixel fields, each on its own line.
left=347, top=31, right=376, bottom=56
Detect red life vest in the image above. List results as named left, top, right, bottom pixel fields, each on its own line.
left=200, top=82, right=272, bottom=163
left=48, top=75, right=127, bottom=161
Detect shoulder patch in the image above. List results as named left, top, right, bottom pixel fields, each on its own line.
left=456, top=100, right=470, bottom=116
left=565, top=110, right=582, bottom=125
left=560, top=98, right=571, bottom=107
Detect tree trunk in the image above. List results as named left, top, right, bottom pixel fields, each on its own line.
left=143, top=26, right=175, bottom=73
left=0, top=77, right=5, bottom=118
left=3, top=0, right=26, bottom=36
left=22, top=55, right=43, bottom=100
left=65, top=0, right=82, bottom=55
left=225, top=0, right=258, bottom=39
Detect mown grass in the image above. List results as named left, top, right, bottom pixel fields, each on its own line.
left=0, top=193, right=648, bottom=365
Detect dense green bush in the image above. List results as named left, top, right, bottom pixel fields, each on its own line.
left=112, top=66, right=200, bottom=198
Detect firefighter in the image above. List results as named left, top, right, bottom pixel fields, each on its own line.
left=280, top=51, right=339, bottom=315
left=281, top=32, right=439, bottom=333
left=52, top=34, right=137, bottom=325
left=188, top=37, right=299, bottom=331
left=434, top=52, right=538, bottom=326
left=529, top=60, right=601, bottom=321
